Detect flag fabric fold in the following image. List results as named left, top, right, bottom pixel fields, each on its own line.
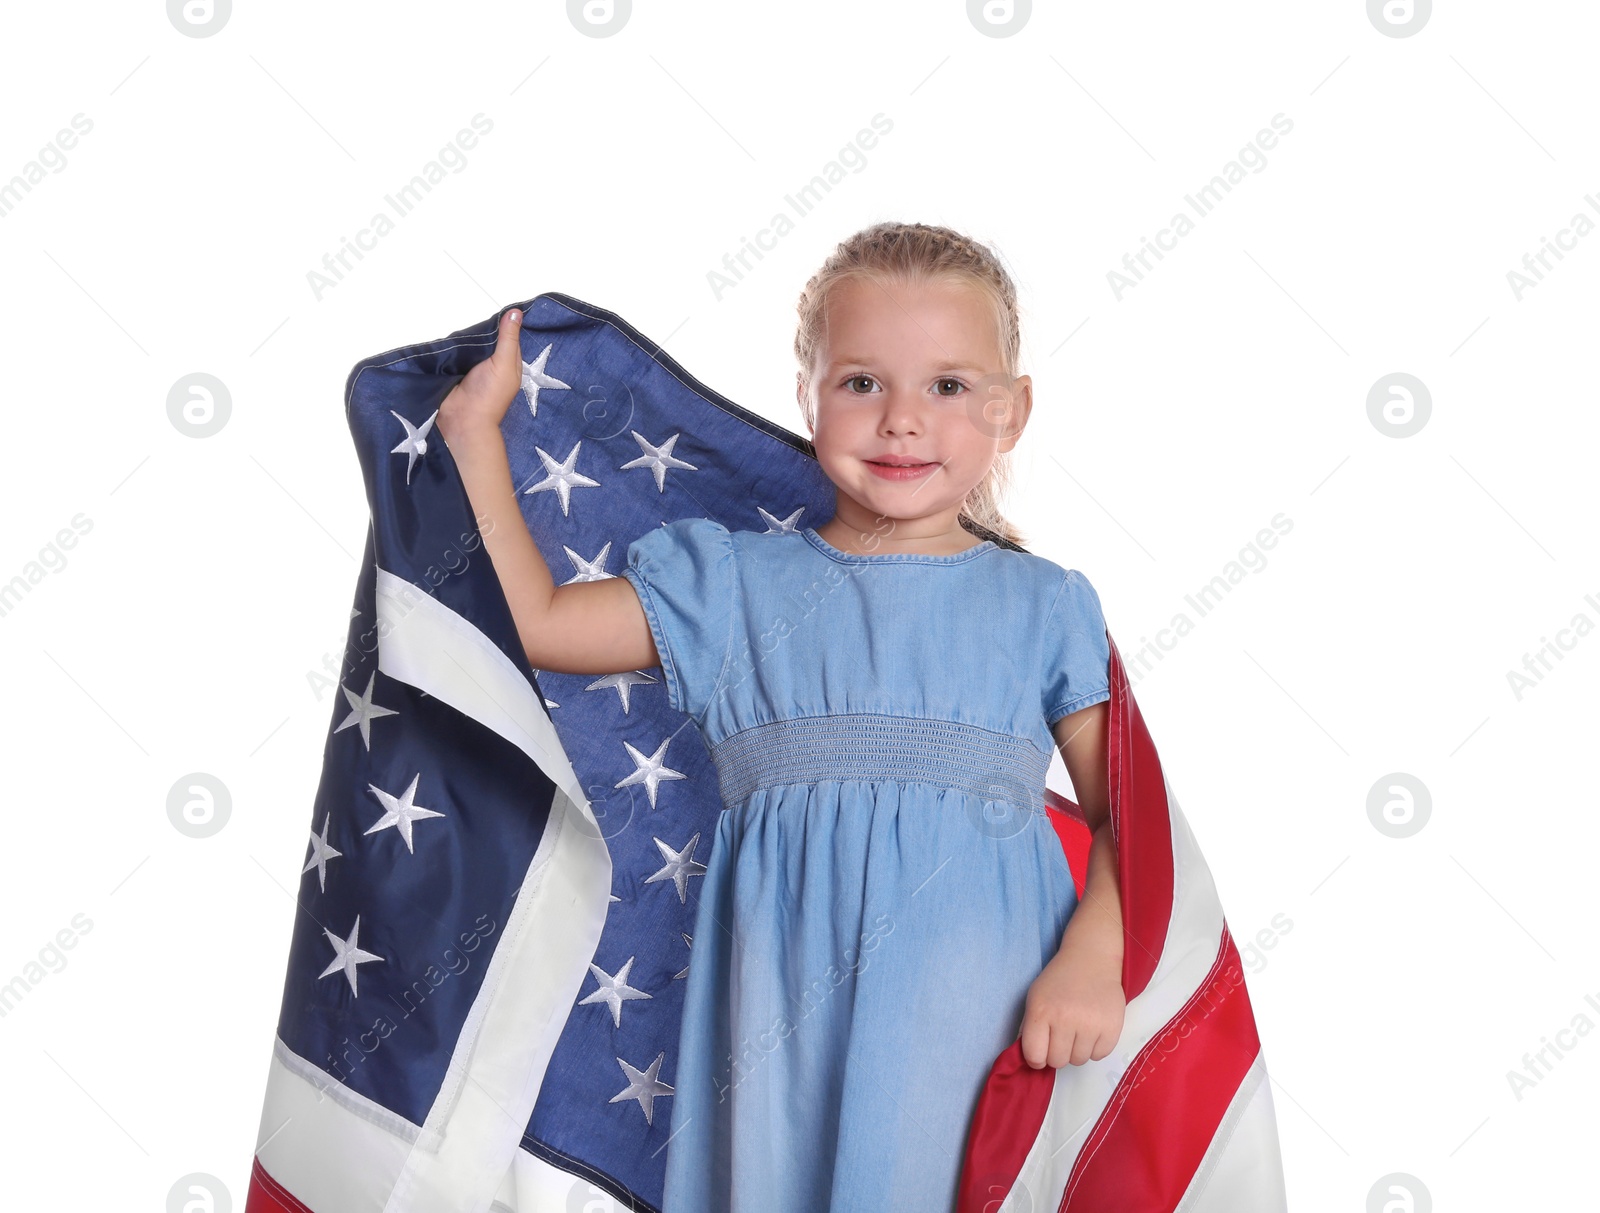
left=244, top=292, right=1287, bottom=1213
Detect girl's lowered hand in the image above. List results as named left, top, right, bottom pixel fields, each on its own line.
left=438, top=307, right=525, bottom=443
left=1018, top=945, right=1126, bottom=1069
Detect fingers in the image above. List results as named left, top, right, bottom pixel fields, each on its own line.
left=1034, top=1024, right=1110, bottom=1069
left=1023, top=999, right=1125, bottom=1070
left=1019, top=1013, right=1050, bottom=1070
left=1069, top=1030, right=1095, bottom=1067
left=495, top=308, right=522, bottom=367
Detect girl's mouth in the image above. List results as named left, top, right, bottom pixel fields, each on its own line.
left=865, top=459, right=938, bottom=481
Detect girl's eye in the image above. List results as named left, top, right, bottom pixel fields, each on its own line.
left=842, top=375, right=968, bottom=396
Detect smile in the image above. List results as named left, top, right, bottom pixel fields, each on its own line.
left=864, top=460, right=938, bottom=481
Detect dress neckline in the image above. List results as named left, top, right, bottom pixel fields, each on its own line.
left=802, top=526, right=997, bottom=564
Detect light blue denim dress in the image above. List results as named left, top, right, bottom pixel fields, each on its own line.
left=619, top=518, right=1112, bottom=1213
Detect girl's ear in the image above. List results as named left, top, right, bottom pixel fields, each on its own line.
left=997, top=374, right=1034, bottom=453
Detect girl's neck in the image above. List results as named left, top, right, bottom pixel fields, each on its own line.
left=814, top=512, right=985, bottom=558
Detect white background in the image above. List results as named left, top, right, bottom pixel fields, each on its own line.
left=0, top=1, right=1594, bottom=1208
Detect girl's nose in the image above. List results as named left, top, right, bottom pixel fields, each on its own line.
left=879, top=389, right=926, bottom=435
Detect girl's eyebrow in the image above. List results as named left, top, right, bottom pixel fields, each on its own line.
left=828, top=356, right=990, bottom=374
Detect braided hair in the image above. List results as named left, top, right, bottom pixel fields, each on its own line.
left=793, top=221, right=1027, bottom=548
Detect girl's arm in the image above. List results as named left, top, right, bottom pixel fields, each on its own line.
left=436, top=307, right=659, bottom=677
left=1019, top=699, right=1127, bottom=1069
left=1053, top=700, right=1123, bottom=965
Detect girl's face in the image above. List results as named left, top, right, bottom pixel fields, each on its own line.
left=800, top=275, right=1031, bottom=544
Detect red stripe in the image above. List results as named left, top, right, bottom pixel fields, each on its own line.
left=1105, top=638, right=1174, bottom=1002
left=245, top=1158, right=316, bottom=1213
left=1059, top=926, right=1263, bottom=1211
left=956, top=1037, right=1059, bottom=1213
left=1044, top=791, right=1091, bottom=899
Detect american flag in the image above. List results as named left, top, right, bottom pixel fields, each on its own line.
left=244, top=292, right=1287, bottom=1212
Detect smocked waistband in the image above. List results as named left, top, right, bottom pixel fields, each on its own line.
left=706, top=712, right=1050, bottom=811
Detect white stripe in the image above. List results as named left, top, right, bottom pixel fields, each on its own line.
left=1174, top=1051, right=1289, bottom=1212
left=383, top=787, right=610, bottom=1212
left=373, top=568, right=612, bottom=1212
left=252, top=571, right=613, bottom=1212
left=1005, top=777, right=1227, bottom=1209
left=255, top=1040, right=413, bottom=1213
left=373, top=568, right=588, bottom=810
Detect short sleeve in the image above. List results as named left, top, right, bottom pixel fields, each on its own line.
left=1041, top=569, right=1112, bottom=726
left=619, top=517, right=738, bottom=721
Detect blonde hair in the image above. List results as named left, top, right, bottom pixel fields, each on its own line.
left=793, top=220, right=1027, bottom=548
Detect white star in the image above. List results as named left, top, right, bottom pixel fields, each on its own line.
left=364, top=773, right=446, bottom=854
left=644, top=832, right=708, bottom=904
left=579, top=956, right=653, bottom=1028
left=559, top=542, right=615, bottom=583
left=609, top=1051, right=673, bottom=1125
left=758, top=505, right=806, bottom=534
left=586, top=670, right=659, bottom=713
left=523, top=442, right=601, bottom=517
left=390, top=409, right=438, bottom=485
left=302, top=813, right=343, bottom=893
left=614, top=737, right=687, bottom=809
left=333, top=671, right=399, bottom=750
left=318, top=915, right=384, bottom=996
left=675, top=932, right=692, bottom=981
left=620, top=431, right=698, bottom=492
left=519, top=343, right=571, bottom=418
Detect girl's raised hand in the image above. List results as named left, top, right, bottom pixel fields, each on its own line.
left=438, top=307, right=525, bottom=442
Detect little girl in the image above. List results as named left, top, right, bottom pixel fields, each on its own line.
left=438, top=222, right=1127, bottom=1212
